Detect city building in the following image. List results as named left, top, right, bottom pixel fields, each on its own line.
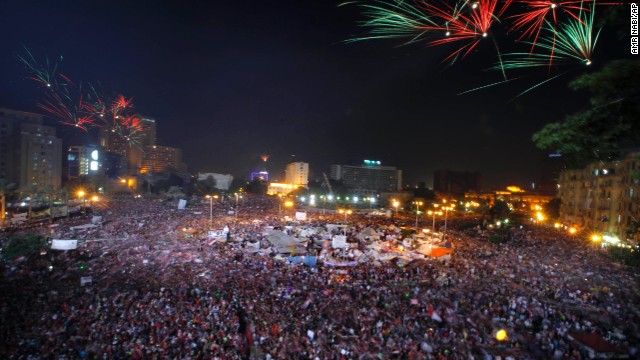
left=141, top=145, right=186, bottom=174
left=267, top=183, right=302, bottom=196
left=0, top=108, right=62, bottom=190
left=433, top=170, right=481, bottom=196
left=557, top=152, right=640, bottom=242
left=100, top=116, right=157, bottom=175
left=330, top=160, right=402, bottom=194
left=68, top=145, right=103, bottom=179
left=285, top=162, right=309, bottom=187
left=465, top=186, right=554, bottom=209
left=197, top=173, right=234, bottom=191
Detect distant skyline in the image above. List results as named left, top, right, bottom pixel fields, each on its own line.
left=0, top=1, right=632, bottom=189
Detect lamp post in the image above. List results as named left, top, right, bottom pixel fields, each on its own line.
left=392, top=200, right=399, bottom=217
left=234, top=193, right=240, bottom=219
left=77, top=190, right=86, bottom=214
left=205, top=195, right=213, bottom=229
left=413, top=201, right=423, bottom=228
left=443, top=204, right=455, bottom=240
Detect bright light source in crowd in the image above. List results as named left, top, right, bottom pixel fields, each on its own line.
left=91, top=150, right=99, bottom=160
left=603, top=235, right=620, bottom=244
left=591, top=234, right=601, bottom=242
left=353, top=197, right=359, bottom=203
left=370, top=198, right=376, bottom=203
left=495, top=329, right=507, bottom=341
left=90, top=161, right=99, bottom=171
left=300, top=197, right=306, bottom=202
left=569, top=227, right=577, bottom=234
left=327, top=195, right=333, bottom=201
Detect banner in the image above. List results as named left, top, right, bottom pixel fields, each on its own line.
left=332, top=235, right=348, bottom=249
left=51, top=239, right=78, bottom=250
left=288, top=256, right=318, bottom=266
left=178, top=199, right=187, bottom=209
left=51, top=206, right=68, bottom=218
left=295, top=212, right=307, bottom=221
left=80, top=276, right=92, bottom=286
left=30, top=208, right=50, bottom=219
left=91, top=216, right=103, bottom=224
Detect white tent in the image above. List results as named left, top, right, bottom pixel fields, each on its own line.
left=357, top=227, right=380, bottom=241
left=267, top=230, right=306, bottom=254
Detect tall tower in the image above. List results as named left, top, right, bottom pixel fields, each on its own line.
left=285, top=162, right=309, bottom=187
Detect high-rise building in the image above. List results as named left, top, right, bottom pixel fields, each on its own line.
left=558, top=152, right=640, bottom=242
left=68, top=145, right=103, bottom=179
left=330, top=160, right=402, bottom=194
left=433, top=170, right=481, bottom=196
left=100, top=116, right=157, bottom=175
left=141, top=145, right=186, bottom=173
left=285, top=162, right=309, bottom=187
left=0, top=108, right=62, bottom=190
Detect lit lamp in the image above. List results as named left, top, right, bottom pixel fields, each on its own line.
left=77, top=190, right=86, bottom=214
left=413, top=201, right=423, bottom=227
left=392, top=200, right=399, bottom=216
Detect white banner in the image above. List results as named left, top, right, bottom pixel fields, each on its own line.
left=332, top=235, right=348, bottom=249
left=178, top=199, right=187, bottom=209
left=51, top=239, right=78, bottom=250
left=80, top=276, right=92, bottom=286
left=295, top=212, right=307, bottom=221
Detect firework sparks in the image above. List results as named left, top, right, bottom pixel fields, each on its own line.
left=498, top=1, right=600, bottom=69
left=344, top=0, right=437, bottom=44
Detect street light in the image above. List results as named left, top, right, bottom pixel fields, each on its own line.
left=234, top=193, right=240, bottom=219
left=392, top=200, right=399, bottom=216
left=427, top=210, right=442, bottom=234
left=205, top=195, right=214, bottom=229
left=413, top=201, right=423, bottom=227
left=443, top=204, right=455, bottom=240
left=338, top=208, right=352, bottom=222
left=77, top=190, right=86, bottom=214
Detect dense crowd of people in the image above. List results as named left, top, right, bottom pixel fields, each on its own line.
left=1, top=194, right=639, bottom=359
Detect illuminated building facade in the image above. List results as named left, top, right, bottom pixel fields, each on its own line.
left=68, top=146, right=103, bottom=179
left=141, top=145, right=186, bottom=173
left=0, top=108, right=62, bottom=190
left=557, top=152, right=640, bottom=242
left=267, top=183, right=301, bottom=196
left=100, top=116, right=157, bottom=175
left=330, top=160, right=402, bottom=193
left=285, top=162, right=309, bottom=187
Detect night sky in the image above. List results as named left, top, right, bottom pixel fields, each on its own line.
left=0, top=1, right=631, bottom=188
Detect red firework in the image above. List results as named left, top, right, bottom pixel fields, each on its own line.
left=420, top=0, right=512, bottom=61
left=508, top=0, right=588, bottom=44
left=37, top=92, right=98, bottom=131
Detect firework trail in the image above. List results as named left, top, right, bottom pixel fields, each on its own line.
left=342, top=0, right=437, bottom=44
left=19, top=49, right=143, bottom=145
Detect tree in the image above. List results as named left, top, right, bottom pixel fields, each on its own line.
left=543, top=198, right=561, bottom=220
left=166, top=186, right=185, bottom=200
left=490, top=200, right=511, bottom=220
left=196, top=175, right=217, bottom=195
left=533, top=59, right=640, bottom=168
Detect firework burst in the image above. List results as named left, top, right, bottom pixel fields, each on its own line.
left=498, top=2, right=600, bottom=70
left=343, top=0, right=437, bottom=44
left=19, top=49, right=144, bottom=145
